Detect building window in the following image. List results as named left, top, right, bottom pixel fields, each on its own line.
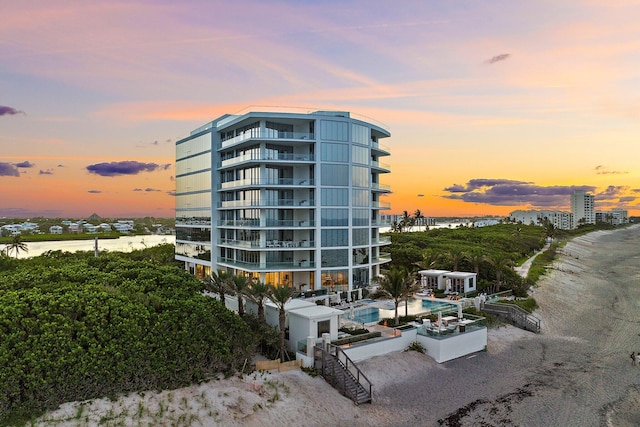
left=320, top=120, right=348, bottom=141
left=351, top=124, right=369, bottom=144
left=320, top=143, right=349, bottom=162
left=352, top=166, right=369, bottom=187
left=352, top=190, right=369, bottom=207
left=321, top=188, right=348, bottom=206
left=352, top=145, right=368, bottom=164
left=321, top=249, right=348, bottom=268
left=321, top=229, right=348, bottom=247
left=321, top=164, right=348, bottom=186
left=321, top=209, right=348, bottom=226
left=353, top=228, right=369, bottom=246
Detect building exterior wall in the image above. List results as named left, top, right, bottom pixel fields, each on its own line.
left=509, top=209, right=572, bottom=230
left=175, top=109, right=392, bottom=295
left=571, top=190, right=595, bottom=228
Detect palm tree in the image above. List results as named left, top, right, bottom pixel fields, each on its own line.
left=414, top=209, right=425, bottom=231
left=483, top=254, right=514, bottom=294
left=6, top=235, right=28, bottom=259
left=372, top=267, right=412, bottom=326
left=446, top=248, right=465, bottom=271
left=268, top=284, right=294, bottom=361
left=415, top=249, right=441, bottom=271
left=228, top=274, right=250, bottom=317
left=542, top=219, right=557, bottom=243
left=246, top=280, right=270, bottom=323
left=206, top=269, right=230, bottom=308
left=400, top=210, right=414, bottom=232
left=465, top=251, right=484, bottom=278
left=403, top=274, right=421, bottom=317
left=511, top=226, right=523, bottom=241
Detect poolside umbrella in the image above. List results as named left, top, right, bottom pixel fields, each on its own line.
left=458, top=303, right=463, bottom=320
left=350, top=305, right=355, bottom=320
left=437, top=311, right=442, bottom=328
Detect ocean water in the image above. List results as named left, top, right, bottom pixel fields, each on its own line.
left=4, top=235, right=176, bottom=259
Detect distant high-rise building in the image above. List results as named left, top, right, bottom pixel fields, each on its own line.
left=571, top=190, right=595, bottom=228
left=175, top=108, right=392, bottom=296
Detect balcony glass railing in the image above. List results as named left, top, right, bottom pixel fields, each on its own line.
left=371, top=253, right=391, bottom=263
left=371, top=182, right=391, bottom=191
left=217, top=219, right=316, bottom=228
left=372, top=236, right=391, bottom=245
left=371, top=141, right=390, bottom=153
left=217, top=258, right=316, bottom=269
left=218, top=198, right=315, bottom=208
left=371, top=160, right=391, bottom=170
left=219, top=179, right=316, bottom=190
left=218, top=239, right=315, bottom=249
left=372, top=201, right=391, bottom=209
left=219, top=130, right=315, bottom=148
left=219, top=152, right=315, bottom=168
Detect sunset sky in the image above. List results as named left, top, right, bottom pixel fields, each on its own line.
left=2, top=0, right=639, bottom=219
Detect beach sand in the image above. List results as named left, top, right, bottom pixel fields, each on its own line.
left=31, top=226, right=640, bottom=426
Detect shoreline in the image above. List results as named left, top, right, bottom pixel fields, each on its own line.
left=4, top=235, right=176, bottom=259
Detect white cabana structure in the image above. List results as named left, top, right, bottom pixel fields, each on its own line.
left=417, top=269, right=449, bottom=291
left=418, top=269, right=478, bottom=295
left=443, top=271, right=477, bottom=295
left=244, top=298, right=343, bottom=352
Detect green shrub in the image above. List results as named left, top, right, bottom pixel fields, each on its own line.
left=0, top=251, right=256, bottom=425
left=405, top=341, right=426, bottom=354
left=339, top=326, right=370, bottom=336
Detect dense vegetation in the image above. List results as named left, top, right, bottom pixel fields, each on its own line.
left=386, top=221, right=624, bottom=300
left=387, top=223, right=546, bottom=296
left=0, top=245, right=255, bottom=425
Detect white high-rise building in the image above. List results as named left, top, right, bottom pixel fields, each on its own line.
left=571, top=190, right=595, bottom=228
left=175, top=108, right=392, bottom=295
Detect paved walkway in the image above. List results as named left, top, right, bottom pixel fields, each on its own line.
left=513, top=241, right=550, bottom=278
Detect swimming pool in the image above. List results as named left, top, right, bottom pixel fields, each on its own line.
left=348, top=298, right=455, bottom=324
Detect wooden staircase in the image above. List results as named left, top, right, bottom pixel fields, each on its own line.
left=483, top=302, right=541, bottom=333
left=314, top=344, right=372, bottom=405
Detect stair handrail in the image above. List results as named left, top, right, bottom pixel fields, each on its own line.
left=483, top=302, right=540, bottom=333
left=329, top=344, right=372, bottom=401
left=314, top=344, right=372, bottom=404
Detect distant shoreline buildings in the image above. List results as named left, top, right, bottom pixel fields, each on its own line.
left=510, top=190, right=628, bottom=230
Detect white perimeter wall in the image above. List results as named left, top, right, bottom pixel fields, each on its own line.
left=417, top=328, right=487, bottom=363
left=343, top=329, right=418, bottom=362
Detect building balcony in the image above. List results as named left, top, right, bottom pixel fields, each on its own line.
left=371, top=141, right=390, bottom=155
left=216, top=257, right=316, bottom=270
left=218, top=239, right=315, bottom=249
left=371, top=160, right=391, bottom=172
left=218, top=199, right=315, bottom=208
left=372, top=236, right=391, bottom=245
left=217, top=219, right=316, bottom=228
left=219, top=130, right=315, bottom=149
left=219, top=152, right=315, bottom=168
left=219, top=179, right=316, bottom=190
left=371, top=253, right=392, bottom=264
left=372, top=201, right=391, bottom=209
left=371, top=182, right=391, bottom=192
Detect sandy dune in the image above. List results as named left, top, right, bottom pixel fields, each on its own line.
left=31, top=226, right=640, bottom=426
